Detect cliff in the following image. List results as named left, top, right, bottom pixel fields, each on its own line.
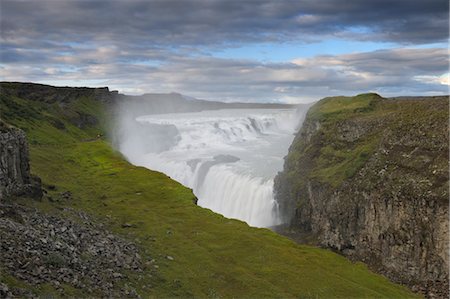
left=0, top=120, right=42, bottom=200
left=0, top=82, right=116, bottom=104
left=274, top=94, right=449, bottom=297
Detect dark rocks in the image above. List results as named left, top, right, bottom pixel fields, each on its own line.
left=48, top=117, right=66, bottom=130
left=0, top=203, right=144, bottom=297
left=0, top=282, right=12, bottom=298
left=60, top=191, right=72, bottom=200
left=122, top=222, right=136, bottom=228
left=46, top=184, right=56, bottom=190
left=68, top=111, right=98, bottom=129
left=0, top=121, right=42, bottom=201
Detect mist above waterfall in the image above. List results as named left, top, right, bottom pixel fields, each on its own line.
left=113, top=94, right=309, bottom=227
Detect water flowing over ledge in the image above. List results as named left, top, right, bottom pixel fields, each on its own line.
left=117, top=108, right=306, bottom=227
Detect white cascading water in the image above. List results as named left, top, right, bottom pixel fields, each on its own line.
left=118, top=108, right=302, bottom=227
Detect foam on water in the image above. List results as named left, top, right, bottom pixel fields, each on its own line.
left=118, top=108, right=304, bottom=227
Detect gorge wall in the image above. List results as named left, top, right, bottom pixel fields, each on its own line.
left=0, top=121, right=42, bottom=200
left=274, top=94, right=449, bottom=297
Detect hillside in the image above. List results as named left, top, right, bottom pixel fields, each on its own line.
left=0, top=82, right=417, bottom=298
left=274, top=93, right=449, bottom=298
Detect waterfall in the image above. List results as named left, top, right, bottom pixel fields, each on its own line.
left=118, top=108, right=303, bottom=227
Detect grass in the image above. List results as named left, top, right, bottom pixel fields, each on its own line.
left=307, top=93, right=381, bottom=122
left=0, top=84, right=418, bottom=298
left=285, top=93, right=383, bottom=188
left=311, top=134, right=380, bottom=187
left=0, top=268, right=86, bottom=298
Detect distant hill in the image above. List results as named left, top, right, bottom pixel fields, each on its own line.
left=115, top=92, right=301, bottom=118
left=1, top=82, right=300, bottom=119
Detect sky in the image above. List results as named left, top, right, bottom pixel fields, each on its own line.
left=0, top=0, right=449, bottom=103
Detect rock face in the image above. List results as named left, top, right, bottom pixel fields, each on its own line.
left=274, top=94, right=449, bottom=298
left=0, top=121, right=42, bottom=200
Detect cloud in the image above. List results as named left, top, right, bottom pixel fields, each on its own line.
left=1, top=0, right=448, bottom=48
left=1, top=1, right=448, bottom=102
left=415, top=74, right=450, bottom=86
left=1, top=47, right=447, bottom=103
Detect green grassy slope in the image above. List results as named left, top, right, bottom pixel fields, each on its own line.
left=0, top=84, right=417, bottom=298
left=279, top=93, right=448, bottom=194
left=301, top=93, right=382, bottom=187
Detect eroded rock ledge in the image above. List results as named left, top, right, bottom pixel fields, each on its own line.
left=0, top=121, right=42, bottom=200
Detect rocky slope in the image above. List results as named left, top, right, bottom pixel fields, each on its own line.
left=0, top=121, right=42, bottom=200
left=274, top=94, right=449, bottom=298
left=0, top=203, right=144, bottom=298
left=0, top=86, right=146, bottom=298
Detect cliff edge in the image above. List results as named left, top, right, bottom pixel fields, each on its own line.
left=0, top=120, right=42, bottom=200
left=274, top=94, right=449, bottom=298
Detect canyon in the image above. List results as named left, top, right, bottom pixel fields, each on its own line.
left=1, top=82, right=446, bottom=297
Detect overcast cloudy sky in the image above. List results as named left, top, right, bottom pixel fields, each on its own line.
left=1, top=0, right=449, bottom=102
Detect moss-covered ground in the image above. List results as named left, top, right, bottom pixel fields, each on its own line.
left=285, top=93, right=448, bottom=189
left=0, top=86, right=418, bottom=298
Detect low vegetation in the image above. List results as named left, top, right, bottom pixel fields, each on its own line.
left=284, top=93, right=448, bottom=189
